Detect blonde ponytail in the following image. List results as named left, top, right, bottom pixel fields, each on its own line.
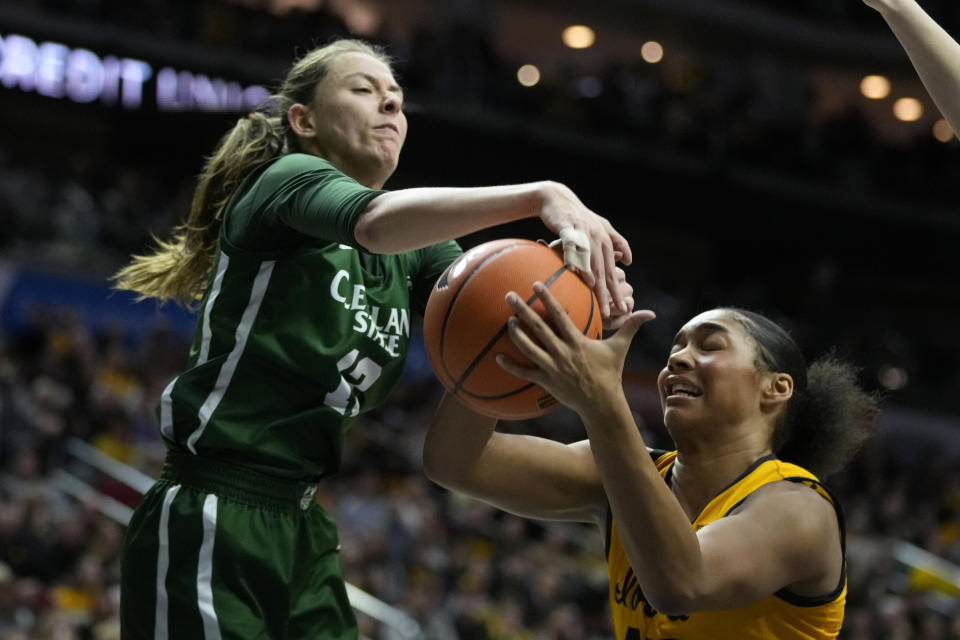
left=112, top=112, right=285, bottom=305
left=112, top=38, right=392, bottom=307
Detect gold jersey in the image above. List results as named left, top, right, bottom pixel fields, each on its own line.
left=606, top=452, right=846, bottom=640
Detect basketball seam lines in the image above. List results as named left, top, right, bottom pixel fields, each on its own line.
left=453, top=264, right=571, bottom=396
left=459, top=274, right=597, bottom=400
left=438, top=242, right=528, bottom=383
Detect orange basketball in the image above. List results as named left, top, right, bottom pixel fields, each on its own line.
left=423, top=238, right=603, bottom=420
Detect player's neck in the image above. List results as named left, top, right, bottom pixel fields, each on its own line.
left=671, top=437, right=772, bottom=521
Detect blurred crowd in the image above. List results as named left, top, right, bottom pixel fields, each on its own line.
left=4, top=0, right=960, bottom=211
left=0, top=297, right=959, bottom=639
left=1, top=0, right=960, bottom=638
left=0, top=145, right=188, bottom=274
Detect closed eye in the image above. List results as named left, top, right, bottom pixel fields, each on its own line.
left=700, top=331, right=731, bottom=350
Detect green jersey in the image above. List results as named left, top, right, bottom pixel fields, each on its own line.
left=158, top=154, right=461, bottom=479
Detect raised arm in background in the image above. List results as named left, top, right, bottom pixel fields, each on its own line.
left=865, top=0, right=960, bottom=137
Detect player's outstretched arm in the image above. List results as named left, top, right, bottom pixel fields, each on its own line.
left=355, top=181, right=631, bottom=318
left=865, top=0, right=960, bottom=138
left=423, top=393, right=607, bottom=525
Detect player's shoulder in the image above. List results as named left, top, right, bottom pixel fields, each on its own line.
left=265, top=152, right=338, bottom=177
left=738, top=479, right=837, bottom=532
left=749, top=478, right=828, bottom=502
left=240, top=154, right=346, bottom=205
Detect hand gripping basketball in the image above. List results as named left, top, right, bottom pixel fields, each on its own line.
left=497, top=283, right=656, bottom=417
left=423, top=239, right=603, bottom=420
left=535, top=182, right=632, bottom=318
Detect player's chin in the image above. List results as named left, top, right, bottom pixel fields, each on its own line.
left=661, top=405, right=698, bottom=430
left=373, top=137, right=403, bottom=158
left=365, top=152, right=401, bottom=186
left=373, top=148, right=401, bottom=173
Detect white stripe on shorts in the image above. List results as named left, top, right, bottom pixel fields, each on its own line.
left=197, top=494, right=222, bottom=640
left=154, top=484, right=181, bottom=640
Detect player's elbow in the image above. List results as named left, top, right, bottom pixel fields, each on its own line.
left=645, top=591, right=697, bottom=618
left=422, top=458, right=474, bottom=495
left=422, top=435, right=463, bottom=489
left=422, top=440, right=488, bottom=498
left=421, top=445, right=446, bottom=486
left=647, top=574, right=753, bottom=616
left=642, top=578, right=711, bottom=617
left=354, top=194, right=407, bottom=254
left=352, top=209, right=387, bottom=253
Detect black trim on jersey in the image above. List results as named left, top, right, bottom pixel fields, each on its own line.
left=668, top=454, right=775, bottom=505
left=774, top=477, right=847, bottom=607
left=717, top=457, right=772, bottom=516
left=714, top=467, right=847, bottom=608
left=721, top=494, right=750, bottom=518
left=718, top=454, right=776, bottom=497
left=608, top=452, right=847, bottom=609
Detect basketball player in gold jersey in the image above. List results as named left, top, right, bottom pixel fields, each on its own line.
left=424, top=285, right=877, bottom=639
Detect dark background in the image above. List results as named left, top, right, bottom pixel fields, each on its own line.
left=1, top=1, right=959, bottom=638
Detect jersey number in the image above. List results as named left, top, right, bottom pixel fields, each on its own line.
left=323, top=349, right=382, bottom=417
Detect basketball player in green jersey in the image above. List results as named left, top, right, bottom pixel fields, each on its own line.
left=864, top=0, right=960, bottom=138
left=113, top=40, right=633, bottom=640
left=425, top=286, right=878, bottom=639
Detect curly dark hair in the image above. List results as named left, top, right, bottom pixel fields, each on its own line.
left=721, top=308, right=880, bottom=478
